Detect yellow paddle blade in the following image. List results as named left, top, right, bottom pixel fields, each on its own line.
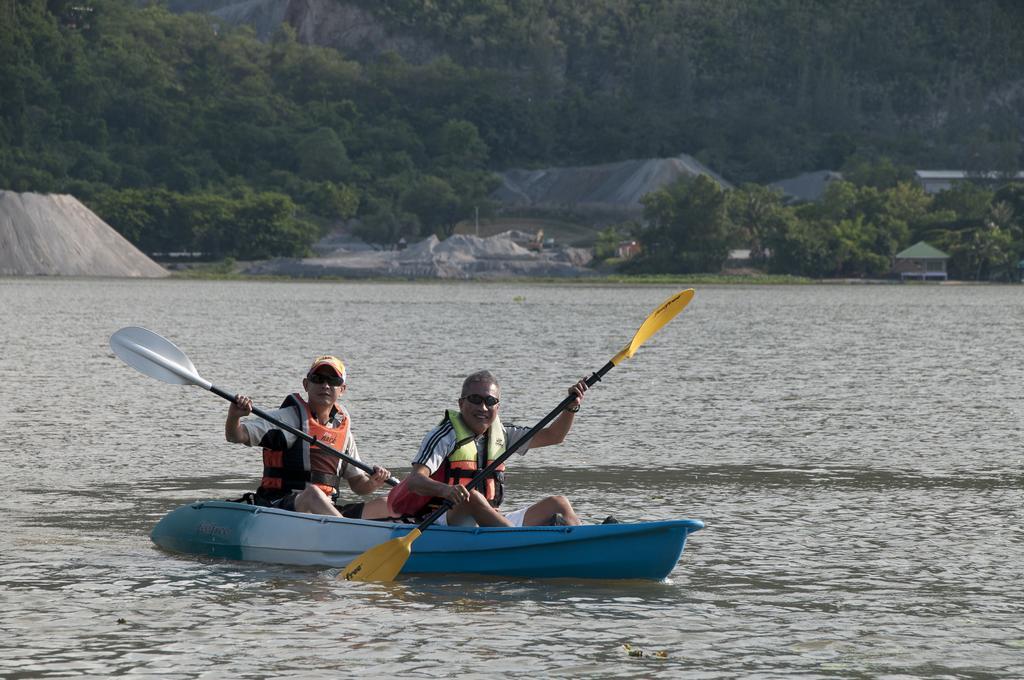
left=611, top=289, right=694, bottom=366
left=340, top=529, right=422, bottom=582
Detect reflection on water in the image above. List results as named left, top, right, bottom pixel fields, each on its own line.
left=1, top=279, right=1022, bottom=678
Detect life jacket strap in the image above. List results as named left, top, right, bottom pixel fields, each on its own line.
left=260, top=469, right=340, bottom=493
left=447, top=468, right=505, bottom=484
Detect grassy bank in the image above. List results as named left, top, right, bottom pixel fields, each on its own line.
left=166, top=261, right=813, bottom=285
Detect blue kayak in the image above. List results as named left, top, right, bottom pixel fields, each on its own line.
left=151, top=501, right=704, bottom=580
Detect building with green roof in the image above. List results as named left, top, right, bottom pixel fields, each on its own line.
left=893, top=241, right=950, bottom=281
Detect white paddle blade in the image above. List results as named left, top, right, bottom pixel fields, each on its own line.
left=110, top=327, right=211, bottom=389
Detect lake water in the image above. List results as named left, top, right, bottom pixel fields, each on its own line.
left=1, top=278, right=1021, bottom=678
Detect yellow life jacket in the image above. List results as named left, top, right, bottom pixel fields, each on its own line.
left=431, top=409, right=507, bottom=507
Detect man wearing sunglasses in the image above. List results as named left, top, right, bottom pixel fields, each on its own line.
left=225, top=355, right=392, bottom=518
left=392, top=370, right=587, bottom=527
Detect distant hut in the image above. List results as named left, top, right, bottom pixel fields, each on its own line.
left=892, top=241, right=949, bottom=281
left=726, top=249, right=752, bottom=266
left=616, top=240, right=641, bottom=259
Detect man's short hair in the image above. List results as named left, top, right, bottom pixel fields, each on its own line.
left=462, top=370, right=498, bottom=396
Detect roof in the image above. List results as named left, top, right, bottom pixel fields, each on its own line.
left=894, top=241, right=949, bottom=259
left=769, top=170, right=843, bottom=203
left=492, top=153, right=732, bottom=214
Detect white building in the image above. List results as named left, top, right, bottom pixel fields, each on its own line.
left=914, top=170, right=1024, bottom=194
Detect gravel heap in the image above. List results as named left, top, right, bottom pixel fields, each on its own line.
left=245, top=231, right=594, bottom=279
left=0, top=191, right=167, bottom=277
left=493, top=153, right=733, bottom=215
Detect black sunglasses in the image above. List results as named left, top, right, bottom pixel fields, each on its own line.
left=461, top=393, right=499, bottom=407
left=307, top=373, right=344, bottom=387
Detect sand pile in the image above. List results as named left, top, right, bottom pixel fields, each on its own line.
left=0, top=191, right=167, bottom=277
left=245, top=231, right=594, bottom=279
left=493, top=153, right=733, bottom=216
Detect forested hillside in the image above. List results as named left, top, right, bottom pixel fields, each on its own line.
left=2, top=0, right=1023, bottom=277
left=353, top=0, right=1024, bottom=178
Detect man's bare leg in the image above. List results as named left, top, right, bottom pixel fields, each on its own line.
left=522, top=495, right=580, bottom=526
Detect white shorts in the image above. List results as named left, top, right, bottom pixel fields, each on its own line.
left=434, top=506, right=529, bottom=527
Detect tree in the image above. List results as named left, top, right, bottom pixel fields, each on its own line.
left=305, top=181, right=359, bottom=221
left=593, top=225, right=626, bottom=262
left=400, top=175, right=463, bottom=237
left=841, top=156, right=915, bottom=189
left=764, top=215, right=832, bottom=277
left=230, top=192, right=317, bottom=259
left=947, top=221, right=1014, bottom=281
left=831, top=215, right=890, bottom=277
left=430, top=119, right=489, bottom=170
left=354, top=204, right=421, bottom=248
left=637, top=175, right=736, bottom=273
left=727, top=183, right=790, bottom=264
left=295, top=127, right=351, bottom=182
left=931, top=183, right=994, bottom=223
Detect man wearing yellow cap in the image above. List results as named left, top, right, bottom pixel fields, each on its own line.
left=225, top=355, right=391, bottom=518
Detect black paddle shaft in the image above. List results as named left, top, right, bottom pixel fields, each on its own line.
left=414, top=363, right=613, bottom=530
left=209, top=385, right=399, bottom=487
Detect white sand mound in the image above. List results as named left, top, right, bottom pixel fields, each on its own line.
left=246, top=232, right=593, bottom=279
left=0, top=190, right=167, bottom=277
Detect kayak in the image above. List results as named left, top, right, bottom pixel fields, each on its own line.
left=151, top=501, right=704, bottom=580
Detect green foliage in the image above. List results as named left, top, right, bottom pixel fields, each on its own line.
left=0, top=0, right=496, bottom=255
left=764, top=216, right=835, bottom=278
left=352, top=204, right=420, bottom=247
left=3, top=0, right=1024, bottom=276
left=305, top=181, right=359, bottom=221
left=89, top=187, right=315, bottom=259
left=931, top=183, right=994, bottom=224
left=726, top=184, right=789, bottom=264
left=634, top=175, right=735, bottom=273
left=429, top=119, right=489, bottom=170
left=295, top=128, right=351, bottom=183
left=593, top=226, right=623, bottom=262
left=400, top=175, right=461, bottom=237
left=717, top=173, right=1024, bottom=280
left=358, top=0, right=1024, bottom=178
left=924, top=183, right=1023, bottom=280
left=841, top=156, right=915, bottom=189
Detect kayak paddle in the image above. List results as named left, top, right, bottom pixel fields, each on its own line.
left=340, top=288, right=695, bottom=581
left=109, top=326, right=399, bottom=487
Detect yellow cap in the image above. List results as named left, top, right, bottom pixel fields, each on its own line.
left=308, top=355, right=346, bottom=382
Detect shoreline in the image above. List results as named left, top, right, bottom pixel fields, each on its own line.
left=165, top=266, right=1004, bottom=285
left=165, top=263, right=809, bottom=284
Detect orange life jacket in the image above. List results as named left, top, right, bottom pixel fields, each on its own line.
left=258, top=393, right=350, bottom=497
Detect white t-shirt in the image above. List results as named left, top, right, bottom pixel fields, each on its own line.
left=241, top=405, right=363, bottom=480
left=413, top=416, right=531, bottom=473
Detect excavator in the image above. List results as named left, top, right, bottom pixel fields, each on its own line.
left=526, top=229, right=544, bottom=252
